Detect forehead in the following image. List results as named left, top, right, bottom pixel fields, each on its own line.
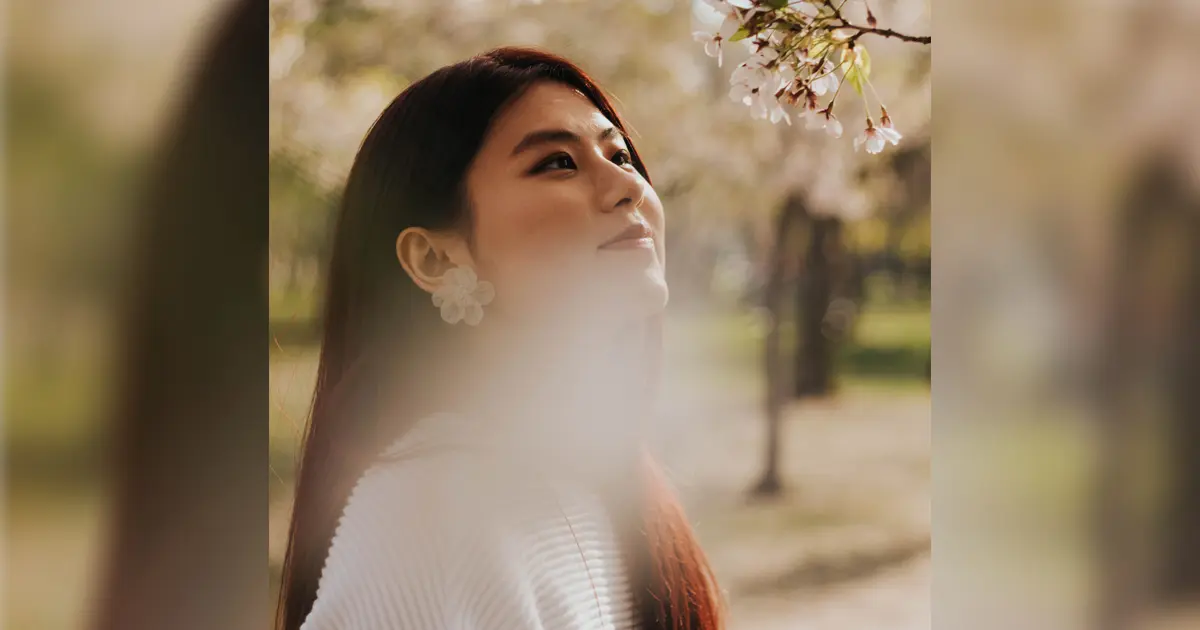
left=487, top=81, right=613, bottom=146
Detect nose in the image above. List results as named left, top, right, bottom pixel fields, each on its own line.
left=597, top=159, right=646, bottom=214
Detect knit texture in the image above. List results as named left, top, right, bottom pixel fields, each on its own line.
left=299, top=414, right=637, bottom=630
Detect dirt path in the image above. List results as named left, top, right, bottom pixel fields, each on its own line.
left=655, top=384, right=931, bottom=629
left=729, top=554, right=930, bottom=630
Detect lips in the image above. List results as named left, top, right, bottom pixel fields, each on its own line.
left=599, top=222, right=653, bottom=249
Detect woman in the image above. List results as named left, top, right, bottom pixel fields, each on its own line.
left=276, top=47, right=724, bottom=630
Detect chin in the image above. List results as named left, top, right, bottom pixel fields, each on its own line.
left=638, top=269, right=669, bottom=314
left=614, top=265, right=669, bottom=322
left=563, top=263, right=669, bottom=326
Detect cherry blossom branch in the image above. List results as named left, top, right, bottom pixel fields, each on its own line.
left=826, top=1, right=930, bottom=45
left=845, top=26, right=931, bottom=45
left=694, top=0, right=926, bottom=153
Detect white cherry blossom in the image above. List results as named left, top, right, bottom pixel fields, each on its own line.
left=701, top=0, right=756, bottom=21
left=747, top=45, right=780, bottom=69
left=879, top=106, right=904, bottom=143
left=730, top=61, right=777, bottom=94
left=791, top=1, right=820, bottom=18
left=747, top=90, right=792, bottom=125
left=729, top=80, right=755, bottom=105
left=776, top=61, right=797, bottom=89
left=806, top=108, right=844, bottom=138
left=810, top=60, right=839, bottom=95
left=692, top=0, right=921, bottom=154
left=693, top=13, right=740, bottom=67
left=853, top=119, right=902, bottom=154
left=767, top=99, right=793, bottom=125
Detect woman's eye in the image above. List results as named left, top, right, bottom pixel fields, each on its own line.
left=535, top=153, right=576, bottom=173
left=612, top=150, right=632, bottom=166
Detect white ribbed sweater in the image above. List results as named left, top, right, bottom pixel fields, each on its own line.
left=299, top=414, right=637, bottom=630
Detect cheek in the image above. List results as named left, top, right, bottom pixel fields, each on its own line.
left=643, top=192, right=666, bottom=262
left=473, top=190, right=595, bottom=309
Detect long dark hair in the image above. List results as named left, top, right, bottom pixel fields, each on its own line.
left=275, top=47, right=723, bottom=630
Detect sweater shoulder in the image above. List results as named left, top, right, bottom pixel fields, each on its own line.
left=299, top=450, right=518, bottom=630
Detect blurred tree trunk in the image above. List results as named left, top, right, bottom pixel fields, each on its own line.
left=1095, top=155, right=1200, bottom=630
left=794, top=213, right=842, bottom=398
left=885, top=213, right=907, bottom=295
left=1094, top=182, right=1151, bottom=630
left=92, top=2, right=266, bottom=629
left=1154, top=166, right=1200, bottom=605
left=752, top=195, right=802, bottom=497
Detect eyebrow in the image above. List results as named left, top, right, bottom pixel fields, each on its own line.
left=510, top=126, right=622, bottom=157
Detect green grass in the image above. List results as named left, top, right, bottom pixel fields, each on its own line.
left=271, top=288, right=319, bottom=322
left=852, top=307, right=930, bottom=348
left=666, top=303, right=929, bottom=388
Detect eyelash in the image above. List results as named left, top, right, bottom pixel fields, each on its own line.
left=533, top=149, right=633, bottom=174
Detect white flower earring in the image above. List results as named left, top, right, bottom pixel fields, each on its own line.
left=431, top=266, right=495, bottom=326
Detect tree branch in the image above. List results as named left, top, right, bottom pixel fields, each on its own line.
left=824, top=1, right=930, bottom=45
left=846, top=25, right=931, bottom=45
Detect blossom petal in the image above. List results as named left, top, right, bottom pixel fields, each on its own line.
left=459, top=266, right=479, bottom=288
left=704, top=39, right=721, bottom=59
left=811, top=72, right=837, bottom=96
left=729, top=83, right=751, bottom=103
left=463, top=303, right=484, bottom=326
left=749, top=101, right=768, bottom=119
left=730, top=64, right=752, bottom=85
left=440, top=300, right=464, bottom=324
left=879, top=126, right=903, bottom=145
left=701, top=0, right=733, bottom=15
left=770, top=105, right=791, bottom=125
left=718, top=14, right=740, bottom=39
left=474, top=280, right=495, bottom=305
left=728, top=0, right=755, bottom=8
left=792, top=1, right=819, bottom=18
left=444, top=266, right=472, bottom=292
left=867, top=134, right=886, bottom=154
left=777, top=63, right=796, bottom=88
left=827, top=118, right=844, bottom=138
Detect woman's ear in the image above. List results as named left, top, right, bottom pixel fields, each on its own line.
left=395, top=227, right=472, bottom=295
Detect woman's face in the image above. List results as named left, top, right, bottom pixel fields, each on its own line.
left=463, top=81, right=667, bottom=328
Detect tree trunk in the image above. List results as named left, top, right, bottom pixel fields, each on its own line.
left=92, top=3, right=267, bottom=630
left=794, top=214, right=842, bottom=398
left=751, top=196, right=800, bottom=497
left=1161, top=224, right=1200, bottom=602
left=1153, top=166, right=1200, bottom=605
left=1094, top=156, right=1200, bottom=630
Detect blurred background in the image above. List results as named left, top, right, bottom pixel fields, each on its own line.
left=266, top=1, right=930, bottom=629
left=6, top=1, right=237, bottom=629
left=935, top=2, right=1200, bottom=629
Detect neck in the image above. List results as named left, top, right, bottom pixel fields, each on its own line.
left=442, top=313, right=652, bottom=473
left=465, top=316, right=634, bottom=410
